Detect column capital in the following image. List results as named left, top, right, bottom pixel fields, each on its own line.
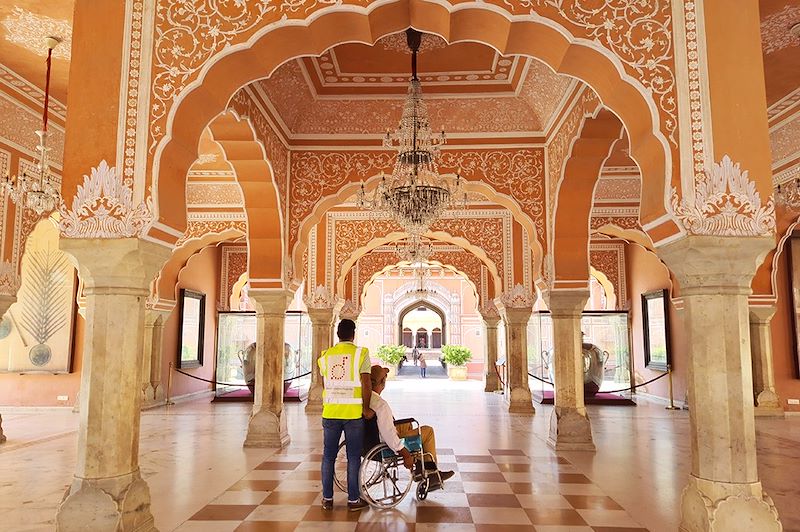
left=307, top=306, right=337, bottom=326
left=60, top=238, right=170, bottom=292
left=479, top=301, right=501, bottom=325
left=339, top=298, right=361, bottom=321
left=658, top=236, right=773, bottom=294
left=541, top=288, right=589, bottom=318
left=303, top=284, right=337, bottom=310
left=0, top=260, right=21, bottom=298
left=748, top=303, right=777, bottom=323
left=249, top=288, right=294, bottom=317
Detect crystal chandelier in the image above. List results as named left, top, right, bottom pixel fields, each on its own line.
left=358, top=29, right=463, bottom=236
left=2, top=37, right=62, bottom=216
left=395, top=235, right=433, bottom=263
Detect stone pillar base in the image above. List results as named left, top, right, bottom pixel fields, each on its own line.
left=754, top=390, right=784, bottom=417
left=56, top=470, right=156, bottom=532
left=305, top=383, right=323, bottom=414
left=244, top=409, right=291, bottom=448
left=547, top=407, right=595, bottom=451
left=508, top=387, right=535, bottom=414
left=484, top=371, right=500, bottom=392
left=680, top=476, right=781, bottom=532
left=141, top=384, right=165, bottom=410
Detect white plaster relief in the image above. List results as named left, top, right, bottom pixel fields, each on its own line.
left=1, top=7, right=72, bottom=60
left=0, top=260, right=21, bottom=296
left=761, top=5, right=800, bottom=55
left=304, top=284, right=336, bottom=309
left=59, top=160, right=154, bottom=239
left=500, top=283, right=534, bottom=309
left=670, top=156, right=775, bottom=237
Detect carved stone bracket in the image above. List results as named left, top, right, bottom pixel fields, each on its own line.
left=671, top=156, right=776, bottom=237
left=339, top=298, right=361, bottom=320
left=303, top=284, right=336, bottom=310
left=59, top=161, right=154, bottom=239
left=0, top=261, right=21, bottom=297
left=499, top=284, right=534, bottom=309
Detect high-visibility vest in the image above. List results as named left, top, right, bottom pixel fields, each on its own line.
left=319, top=342, right=367, bottom=419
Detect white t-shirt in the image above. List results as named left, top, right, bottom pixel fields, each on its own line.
left=369, top=391, right=404, bottom=452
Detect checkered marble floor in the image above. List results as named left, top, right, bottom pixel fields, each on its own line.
left=177, top=447, right=649, bottom=532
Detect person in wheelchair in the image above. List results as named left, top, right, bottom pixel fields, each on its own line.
left=368, top=365, right=455, bottom=487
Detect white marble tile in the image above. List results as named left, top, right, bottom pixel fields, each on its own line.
left=211, top=490, right=271, bottom=505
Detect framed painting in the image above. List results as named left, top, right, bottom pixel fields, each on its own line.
left=178, top=289, right=205, bottom=368
left=788, top=238, right=800, bottom=376
left=641, top=289, right=671, bottom=371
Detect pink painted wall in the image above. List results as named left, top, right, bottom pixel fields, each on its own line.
left=768, top=248, right=800, bottom=412
left=625, top=243, right=688, bottom=404
left=160, top=246, right=221, bottom=399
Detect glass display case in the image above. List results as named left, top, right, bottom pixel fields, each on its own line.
left=527, top=311, right=631, bottom=398
left=215, top=311, right=312, bottom=399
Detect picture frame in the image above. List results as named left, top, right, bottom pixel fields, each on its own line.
left=641, top=289, right=671, bottom=371
left=788, top=237, right=800, bottom=376
left=178, top=289, right=205, bottom=368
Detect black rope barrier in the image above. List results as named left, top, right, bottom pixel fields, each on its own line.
left=172, top=367, right=311, bottom=387
left=526, top=370, right=669, bottom=394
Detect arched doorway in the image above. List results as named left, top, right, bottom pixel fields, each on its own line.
left=398, top=302, right=446, bottom=348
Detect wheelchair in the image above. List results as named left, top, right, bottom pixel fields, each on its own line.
left=333, top=417, right=445, bottom=509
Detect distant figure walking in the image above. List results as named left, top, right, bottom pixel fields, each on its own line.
left=419, top=352, right=427, bottom=378
left=412, top=346, right=419, bottom=366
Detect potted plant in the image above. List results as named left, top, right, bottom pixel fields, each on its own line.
left=441, top=345, right=472, bottom=381
left=375, top=344, right=407, bottom=380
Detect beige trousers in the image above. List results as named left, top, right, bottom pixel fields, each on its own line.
left=396, top=422, right=438, bottom=464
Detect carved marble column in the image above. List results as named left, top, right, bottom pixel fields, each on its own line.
left=749, top=304, right=784, bottom=416
left=659, top=236, right=781, bottom=532
left=497, top=285, right=534, bottom=414
left=56, top=238, right=169, bottom=532
left=141, top=307, right=171, bottom=408
left=480, top=303, right=501, bottom=392
left=0, top=262, right=19, bottom=444
left=542, top=288, right=594, bottom=451
left=304, top=286, right=337, bottom=414
left=244, top=289, right=293, bottom=448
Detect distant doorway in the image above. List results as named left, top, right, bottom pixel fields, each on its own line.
left=398, top=302, right=446, bottom=347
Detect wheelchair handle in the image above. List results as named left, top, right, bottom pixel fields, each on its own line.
left=393, top=417, right=416, bottom=426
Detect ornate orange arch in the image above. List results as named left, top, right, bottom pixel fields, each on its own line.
left=207, top=111, right=284, bottom=288
left=149, top=1, right=675, bottom=245
left=552, top=110, right=625, bottom=285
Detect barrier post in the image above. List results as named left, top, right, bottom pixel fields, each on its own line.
left=165, top=361, right=175, bottom=406
left=665, top=365, right=680, bottom=410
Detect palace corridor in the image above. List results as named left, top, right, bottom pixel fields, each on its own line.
left=2, top=381, right=800, bottom=531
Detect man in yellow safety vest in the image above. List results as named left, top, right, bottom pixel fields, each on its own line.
left=319, top=319, right=374, bottom=511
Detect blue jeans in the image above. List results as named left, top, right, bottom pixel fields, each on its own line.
left=321, top=417, right=364, bottom=502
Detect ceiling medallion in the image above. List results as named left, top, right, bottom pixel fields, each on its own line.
left=1, top=7, right=72, bottom=60
left=377, top=32, right=447, bottom=55
left=358, top=29, right=465, bottom=236
left=2, top=38, right=63, bottom=216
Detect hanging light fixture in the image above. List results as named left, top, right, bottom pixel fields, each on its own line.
left=395, top=235, right=433, bottom=264
left=358, top=29, right=464, bottom=236
left=2, top=37, right=62, bottom=216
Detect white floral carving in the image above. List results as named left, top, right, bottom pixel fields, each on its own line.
left=196, top=153, right=219, bottom=165
left=670, top=156, right=776, bottom=237
left=479, top=301, right=500, bottom=319
left=59, top=161, right=154, bottom=239
left=0, top=261, right=21, bottom=296
left=761, top=6, right=800, bottom=55
left=500, top=283, right=534, bottom=309
left=1, top=7, right=72, bottom=60
left=304, top=284, right=336, bottom=309
left=339, top=298, right=360, bottom=319
left=521, top=0, right=676, bottom=145
left=376, top=32, right=447, bottom=54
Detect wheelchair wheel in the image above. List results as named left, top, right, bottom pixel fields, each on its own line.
left=359, top=443, right=413, bottom=509
left=333, top=439, right=348, bottom=492
left=416, top=478, right=429, bottom=501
